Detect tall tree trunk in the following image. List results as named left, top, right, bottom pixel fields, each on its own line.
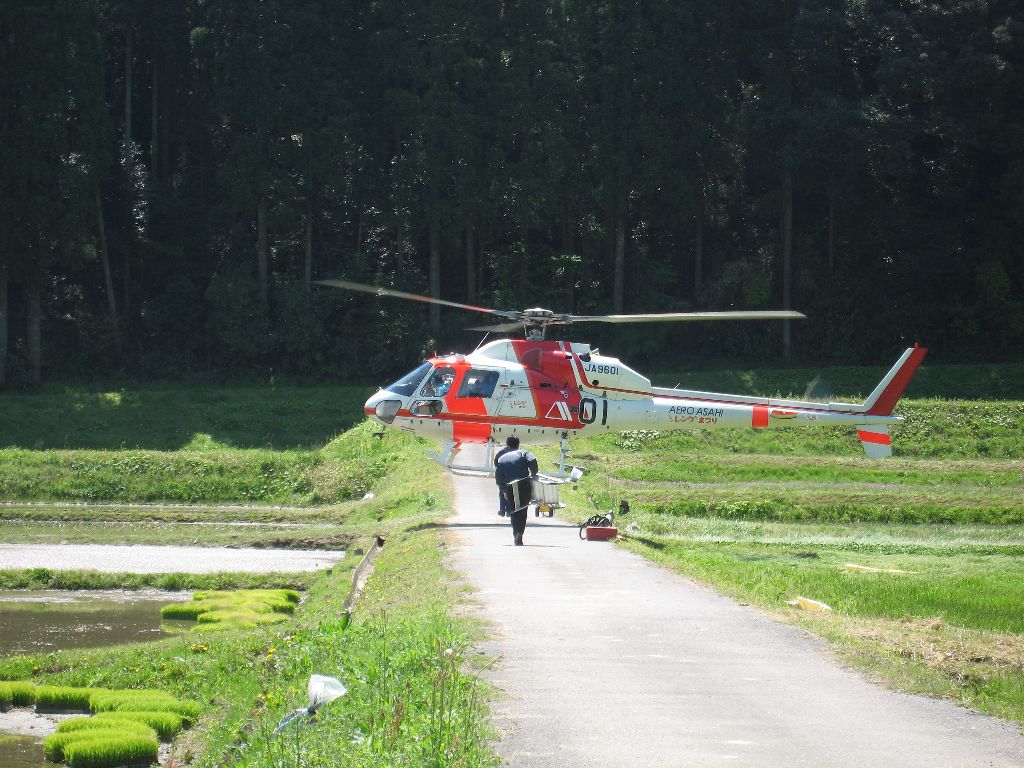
left=355, top=209, right=364, bottom=257
left=304, top=205, right=313, bottom=293
left=122, top=241, right=131, bottom=321
left=429, top=210, right=441, bottom=337
left=257, top=197, right=269, bottom=309
left=150, top=51, right=158, bottom=182
left=0, top=270, right=7, bottom=387
left=519, top=222, right=529, bottom=299
left=613, top=207, right=625, bottom=314
left=123, top=28, right=134, bottom=323
left=27, top=282, right=41, bottom=386
left=563, top=211, right=576, bottom=312
left=694, top=197, right=704, bottom=296
left=465, top=221, right=475, bottom=304
left=304, top=146, right=314, bottom=292
left=827, top=190, right=835, bottom=276
left=124, top=29, right=133, bottom=146
left=781, top=167, right=794, bottom=359
left=96, top=185, right=121, bottom=354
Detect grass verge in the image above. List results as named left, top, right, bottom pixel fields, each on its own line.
left=0, top=427, right=495, bottom=768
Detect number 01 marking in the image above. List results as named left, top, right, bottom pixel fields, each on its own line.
left=580, top=398, right=608, bottom=426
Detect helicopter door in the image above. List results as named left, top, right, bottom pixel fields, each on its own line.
left=410, top=365, right=456, bottom=418
left=450, top=367, right=502, bottom=412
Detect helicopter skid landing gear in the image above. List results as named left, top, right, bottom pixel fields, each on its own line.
left=428, top=439, right=497, bottom=477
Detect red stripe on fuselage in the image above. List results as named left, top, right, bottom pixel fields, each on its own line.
left=453, top=421, right=491, bottom=443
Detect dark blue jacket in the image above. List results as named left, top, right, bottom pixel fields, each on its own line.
left=494, top=449, right=538, bottom=487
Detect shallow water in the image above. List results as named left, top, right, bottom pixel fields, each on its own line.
left=0, top=733, right=48, bottom=768
left=0, top=590, right=190, bottom=657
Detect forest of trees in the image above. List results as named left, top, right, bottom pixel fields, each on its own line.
left=1, top=0, right=1022, bottom=386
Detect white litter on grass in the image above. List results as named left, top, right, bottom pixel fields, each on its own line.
left=0, top=544, right=345, bottom=574
left=361, top=492, right=375, bottom=501
left=274, top=675, right=348, bottom=733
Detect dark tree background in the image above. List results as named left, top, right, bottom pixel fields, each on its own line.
left=1, top=0, right=1021, bottom=385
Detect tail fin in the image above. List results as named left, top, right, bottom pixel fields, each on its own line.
left=861, top=344, right=928, bottom=416
left=856, top=425, right=892, bottom=459
left=854, top=344, right=927, bottom=459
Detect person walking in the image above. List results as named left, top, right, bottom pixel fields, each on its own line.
left=494, top=435, right=538, bottom=546
left=493, top=436, right=515, bottom=516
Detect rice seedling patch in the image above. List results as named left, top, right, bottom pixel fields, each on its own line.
left=56, top=717, right=158, bottom=739
left=0, top=681, right=36, bottom=708
left=89, top=689, right=202, bottom=721
left=94, top=710, right=185, bottom=740
left=34, top=686, right=106, bottom=713
left=161, top=588, right=301, bottom=630
left=62, top=733, right=159, bottom=768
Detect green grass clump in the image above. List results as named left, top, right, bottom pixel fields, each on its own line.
left=194, top=588, right=300, bottom=604
left=56, top=717, right=157, bottom=739
left=0, top=681, right=37, bottom=708
left=35, top=686, right=106, bottom=712
left=89, top=690, right=202, bottom=721
left=45, top=728, right=157, bottom=765
left=195, top=609, right=289, bottom=627
left=62, top=734, right=159, bottom=768
left=162, top=588, right=301, bottom=630
left=94, top=710, right=185, bottom=740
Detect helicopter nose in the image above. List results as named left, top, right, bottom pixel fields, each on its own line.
left=365, top=391, right=402, bottom=425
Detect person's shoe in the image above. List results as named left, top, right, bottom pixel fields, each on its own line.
left=498, top=510, right=505, bottom=516
left=514, top=533, right=523, bottom=546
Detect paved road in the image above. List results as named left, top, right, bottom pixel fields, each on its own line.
left=447, top=455, right=1024, bottom=768
left=0, top=544, right=345, bottom=573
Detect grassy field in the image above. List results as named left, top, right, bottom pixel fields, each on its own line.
left=540, top=361, right=1024, bottom=726
left=0, top=425, right=496, bottom=768
left=1, top=358, right=1023, bottom=749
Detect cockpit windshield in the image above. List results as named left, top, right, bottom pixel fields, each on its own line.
left=385, top=362, right=431, bottom=397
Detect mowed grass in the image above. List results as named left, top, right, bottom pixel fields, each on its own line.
left=546, top=360, right=1024, bottom=724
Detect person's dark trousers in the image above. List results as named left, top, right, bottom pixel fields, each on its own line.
left=509, top=507, right=527, bottom=539
left=508, top=478, right=530, bottom=542
left=498, top=485, right=511, bottom=516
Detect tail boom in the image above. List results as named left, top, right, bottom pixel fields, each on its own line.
left=644, top=345, right=925, bottom=458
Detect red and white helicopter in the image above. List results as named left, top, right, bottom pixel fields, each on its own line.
left=318, top=280, right=927, bottom=476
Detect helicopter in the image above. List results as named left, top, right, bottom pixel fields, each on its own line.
left=317, top=279, right=927, bottom=476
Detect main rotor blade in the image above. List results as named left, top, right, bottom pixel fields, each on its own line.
left=463, top=321, right=524, bottom=333
left=567, top=310, right=807, bottom=323
left=314, top=279, right=519, bottom=318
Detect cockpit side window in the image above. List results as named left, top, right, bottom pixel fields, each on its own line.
left=421, top=366, right=456, bottom=398
left=457, top=369, right=500, bottom=398
left=385, top=362, right=432, bottom=397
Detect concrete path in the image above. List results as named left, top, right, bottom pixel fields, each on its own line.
left=447, top=457, right=1024, bottom=767
left=0, top=544, right=345, bottom=573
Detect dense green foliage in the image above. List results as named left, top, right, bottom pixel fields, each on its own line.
left=1, top=1, right=1021, bottom=387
